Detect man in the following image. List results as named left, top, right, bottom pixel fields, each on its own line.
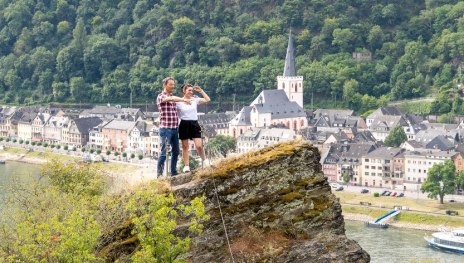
left=157, top=76, right=190, bottom=176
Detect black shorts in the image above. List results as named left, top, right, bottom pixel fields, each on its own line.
left=178, top=120, right=202, bottom=140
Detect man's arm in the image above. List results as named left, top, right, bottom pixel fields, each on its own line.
left=162, top=96, right=191, bottom=104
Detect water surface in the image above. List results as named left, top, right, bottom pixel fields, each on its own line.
left=345, top=220, right=463, bottom=263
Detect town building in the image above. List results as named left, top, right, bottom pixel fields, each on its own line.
left=361, top=147, right=405, bottom=189
left=236, top=127, right=296, bottom=154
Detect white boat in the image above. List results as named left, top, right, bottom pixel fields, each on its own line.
left=0, top=159, right=5, bottom=164
left=424, top=229, right=464, bottom=253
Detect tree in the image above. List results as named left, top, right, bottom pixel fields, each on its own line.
left=126, top=181, right=208, bottom=262
left=421, top=160, right=456, bottom=204
left=332, top=28, right=355, bottom=52
left=205, top=135, right=236, bottom=158
left=384, top=125, right=407, bottom=147
left=40, top=159, right=107, bottom=196
left=456, top=171, right=464, bottom=192
left=342, top=171, right=351, bottom=185
left=70, top=76, right=86, bottom=102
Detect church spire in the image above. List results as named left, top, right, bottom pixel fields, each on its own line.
left=283, top=30, right=296, bottom=77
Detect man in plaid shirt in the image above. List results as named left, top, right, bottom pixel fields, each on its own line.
left=157, top=76, right=191, bottom=176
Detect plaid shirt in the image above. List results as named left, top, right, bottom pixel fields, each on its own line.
left=157, top=91, right=179, bottom=128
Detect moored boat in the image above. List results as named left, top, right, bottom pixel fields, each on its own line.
left=424, top=229, right=464, bottom=254
left=0, top=159, right=5, bottom=164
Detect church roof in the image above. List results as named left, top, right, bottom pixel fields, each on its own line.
left=230, top=106, right=252, bottom=126
left=283, top=31, right=296, bottom=77
left=251, top=90, right=306, bottom=119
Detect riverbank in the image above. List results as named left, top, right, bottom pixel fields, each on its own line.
left=342, top=212, right=448, bottom=232
left=337, top=190, right=464, bottom=232
left=0, top=148, right=158, bottom=191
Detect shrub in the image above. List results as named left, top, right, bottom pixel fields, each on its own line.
left=25, top=140, right=29, bottom=145
left=96, top=149, right=101, bottom=154
left=81, top=147, right=86, bottom=152
left=56, top=145, right=61, bottom=149
left=12, top=139, right=17, bottom=143
left=37, top=142, right=42, bottom=146
left=138, top=154, right=143, bottom=160
left=5, top=138, right=10, bottom=142
left=31, top=141, right=36, bottom=146
left=106, top=150, right=110, bottom=155
left=122, top=152, right=127, bottom=158
left=114, top=152, right=119, bottom=156
left=130, top=153, right=135, bottom=159
left=0, top=137, right=3, bottom=141
left=19, top=139, right=24, bottom=144
left=64, top=145, right=68, bottom=150
left=373, top=192, right=380, bottom=197
left=51, top=144, right=55, bottom=148
left=43, top=142, right=48, bottom=147
left=90, top=149, right=95, bottom=154
left=72, top=146, right=77, bottom=151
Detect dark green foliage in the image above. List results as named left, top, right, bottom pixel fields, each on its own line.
left=421, top=160, right=456, bottom=204
left=205, top=135, right=236, bottom=158
left=0, top=0, right=462, bottom=114
left=384, top=125, right=407, bottom=147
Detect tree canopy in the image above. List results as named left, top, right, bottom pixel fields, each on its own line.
left=384, top=125, right=408, bottom=147
left=421, top=160, right=456, bottom=204
left=0, top=159, right=207, bottom=261
left=0, top=0, right=464, bottom=114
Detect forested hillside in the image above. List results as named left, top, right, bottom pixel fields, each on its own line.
left=0, top=0, right=463, bottom=113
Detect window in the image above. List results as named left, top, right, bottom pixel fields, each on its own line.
left=365, top=172, right=369, bottom=175
left=365, top=159, right=369, bottom=162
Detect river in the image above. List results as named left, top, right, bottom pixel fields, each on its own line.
left=345, top=220, right=463, bottom=263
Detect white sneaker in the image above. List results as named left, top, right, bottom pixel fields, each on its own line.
left=182, top=166, right=190, bottom=173
left=203, top=159, right=211, bottom=167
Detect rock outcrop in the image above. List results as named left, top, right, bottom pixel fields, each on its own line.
left=98, top=140, right=370, bottom=262
left=171, top=140, right=370, bottom=262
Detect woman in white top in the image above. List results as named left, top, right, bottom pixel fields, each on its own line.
left=176, top=84, right=211, bottom=172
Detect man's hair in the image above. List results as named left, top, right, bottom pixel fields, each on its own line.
left=162, top=76, right=175, bottom=85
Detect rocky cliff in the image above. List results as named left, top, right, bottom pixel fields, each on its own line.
left=171, top=140, right=370, bottom=262
left=99, top=140, right=370, bottom=262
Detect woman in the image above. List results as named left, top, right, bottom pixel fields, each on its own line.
left=176, top=84, right=211, bottom=172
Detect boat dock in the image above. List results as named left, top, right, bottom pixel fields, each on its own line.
left=365, top=209, right=401, bottom=228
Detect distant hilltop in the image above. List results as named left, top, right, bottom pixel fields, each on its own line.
left=99, top=140, right=370, bottom=262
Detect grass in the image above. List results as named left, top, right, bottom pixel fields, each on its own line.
left=195, top=140, right=312, bottom=179
left=93, top=162, right=139, bottom=174
left=27, top=150, right=79, bottom=162
left=2, top=146, right=142, bottom=174
left=4, top=147, right=27, bottom=155
left=334, top=191, right=464, bottom=214
left=335, top=191, right=464, bottom=226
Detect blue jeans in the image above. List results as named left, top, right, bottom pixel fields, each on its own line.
left=157, top=128, right=180, bottom=176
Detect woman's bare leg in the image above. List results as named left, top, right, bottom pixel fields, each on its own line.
left=193, top=138, right=206, bottom=161
left=181, top=140, right=190, bottom=166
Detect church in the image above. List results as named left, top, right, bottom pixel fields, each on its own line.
left=229, top=32, right=308, bottom=137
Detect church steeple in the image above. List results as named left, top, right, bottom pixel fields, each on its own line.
left=283, top=30, right=296, bottom=77
left=277, top=29, right=303, bottom=108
